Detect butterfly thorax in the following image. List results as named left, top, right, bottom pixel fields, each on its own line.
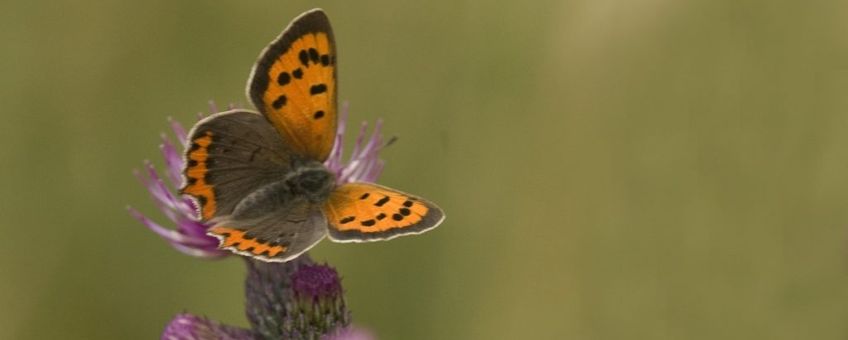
left=230, top=161, right=334, bottom=220
left=286, top=161, right=335, bottom=202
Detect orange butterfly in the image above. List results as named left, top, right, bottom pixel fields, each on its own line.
left=180, top=9, right=445, bottom=262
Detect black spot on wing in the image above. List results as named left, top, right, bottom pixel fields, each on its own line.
left=375, top=196, right=390, bottom=207
left=310, top=84, right=327, bottom=95
left=309, top=48, right=319, bottom=63
left=272, top=95, right=287, bottom=109
left=299, top=50, right=309, bottom=66
left=277, top=72, right=290, bottom=86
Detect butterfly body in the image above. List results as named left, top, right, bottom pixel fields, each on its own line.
left=231, top=161, right=334, bottom=220
left=180, top=9, right=444, bottom=262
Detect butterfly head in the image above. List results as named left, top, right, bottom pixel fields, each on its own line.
left=288, top=162, right=335, bottom=203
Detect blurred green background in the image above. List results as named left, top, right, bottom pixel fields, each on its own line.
left=2, top=0, right=848, bottom=339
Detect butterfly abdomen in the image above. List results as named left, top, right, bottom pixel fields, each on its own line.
left=231, top=180, right=295, bottom=220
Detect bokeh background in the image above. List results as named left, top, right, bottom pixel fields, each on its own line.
left=2, top=0, right=848, bottom=339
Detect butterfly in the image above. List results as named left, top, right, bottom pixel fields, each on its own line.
left=179, top=9, right=445, bottom=262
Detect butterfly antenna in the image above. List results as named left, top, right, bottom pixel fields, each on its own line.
left=384, top=136, right=398, bottom=148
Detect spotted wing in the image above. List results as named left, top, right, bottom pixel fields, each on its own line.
left=180, top=110, right=291, bottom=220
left=247, top=8, right=337, bottom=162
left=208, top=201, right=327, bottom=262
left=322, top=183, right=445, bottom=242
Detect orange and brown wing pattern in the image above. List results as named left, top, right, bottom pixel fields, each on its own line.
left=248, top=9, right=337, bottom=162
left=206, top=204, right=328, bottom=262
left=180, top=110, right=292, bottom=221
left=182, top=130, right=217, bottom=219
left=209, top=226, right=288, bottom=258
left=323, top=183, right=445, bottom=242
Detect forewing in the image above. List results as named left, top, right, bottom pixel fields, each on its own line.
left=247, top=8, right=337, bottom=162
left=208, top=201, right=328, bottom=262
left=323, top=183, right=445, bottom=242
left=180, top=110, right=291, bottom=220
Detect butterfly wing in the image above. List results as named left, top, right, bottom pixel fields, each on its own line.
left=322, top=183, right=445, bottom=242
left=180, top=110, right=292, bottom=220
left=208, top=200, right=328, bottom=262
left=247, top=8, right=337, bottom=162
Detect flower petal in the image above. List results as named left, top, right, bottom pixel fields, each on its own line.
left=160, top=135, right=185, bottom=189
left=127, top=207, right=204, bottom=245
left=162, top=313, right=253, bottom=340
left=168, top=117, right=188, bottom=147
left=322, top=326, right=376, bottom=340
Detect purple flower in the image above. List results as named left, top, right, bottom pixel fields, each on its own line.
left=129, top=102, right=388, bottom=258
left=291, top=264, right=343, bottom=303
left=161, top=314, right=253, bottom=340
left=127, top=115, right=228, bottom=259
left=322, top=327, right=377, bottom=340
left=161, top=314, right=375, bottom=340
left=160, top=260, right=376, bottom=339
left=242, top=257, right=356, bottom=339
left=326, top=102, right=389, bottom=184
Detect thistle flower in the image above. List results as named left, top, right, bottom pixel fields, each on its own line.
left=289, top=264, right=348, bottom=334
left=245, top=257, right=353, bottom=339
left=129, top=102, right=388, bottom=258
left=161, top=256, right=372, bottom=340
